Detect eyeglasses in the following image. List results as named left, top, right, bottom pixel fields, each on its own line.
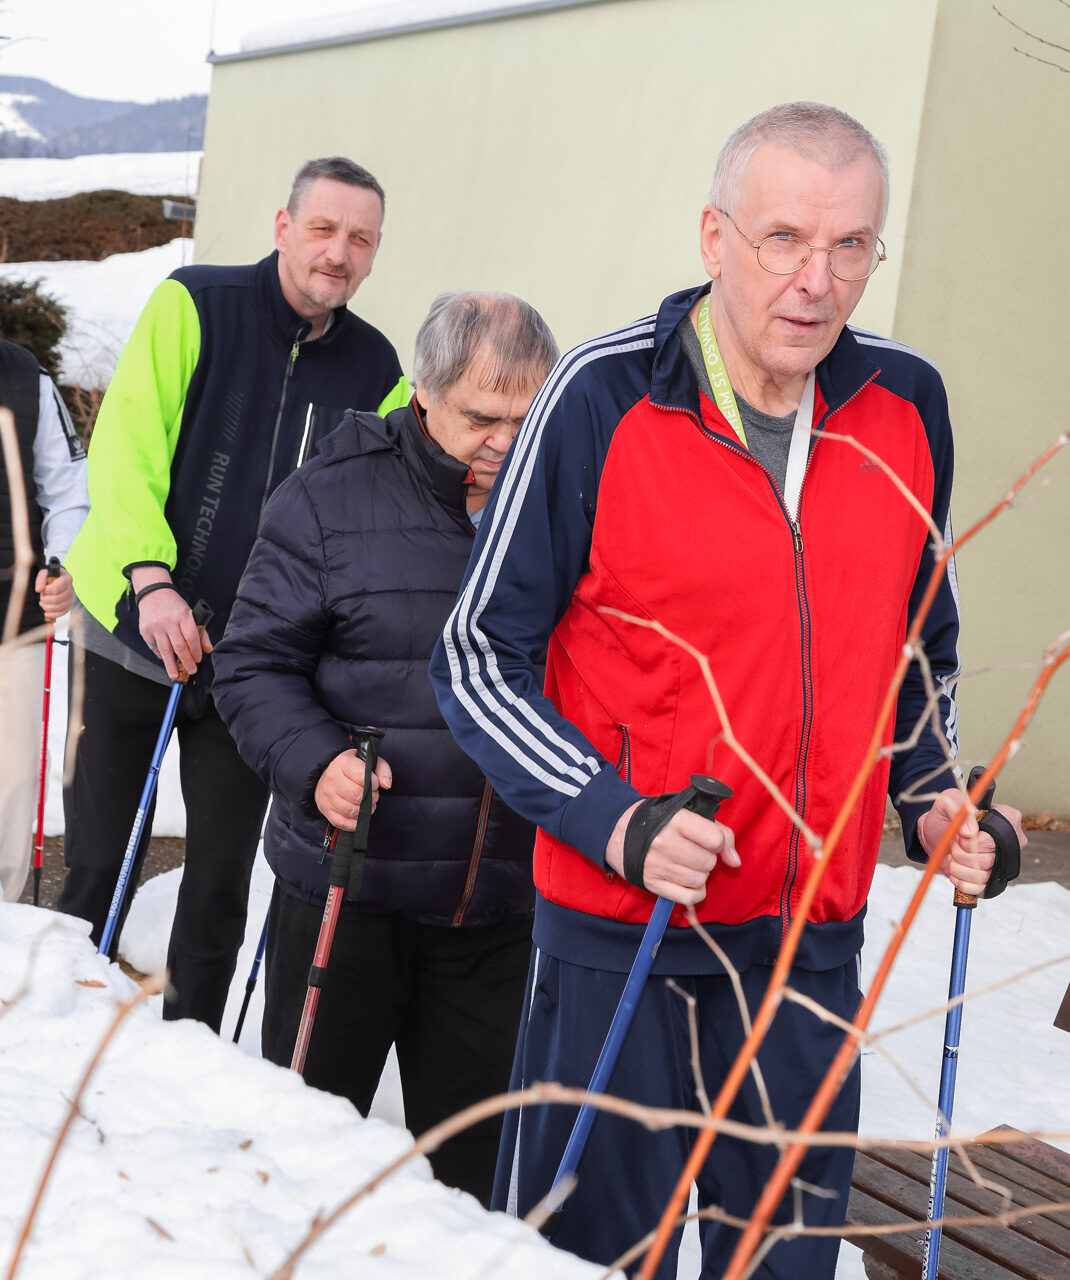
left=720, top=211, right=886, bottom=282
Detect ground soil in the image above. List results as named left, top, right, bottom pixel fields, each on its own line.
left=0, top=190, right=193, bottom=263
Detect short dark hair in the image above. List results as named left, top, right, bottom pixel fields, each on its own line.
left=287, top=157, right=386, bottom=217
left=413, top=292, right=559, bottom=402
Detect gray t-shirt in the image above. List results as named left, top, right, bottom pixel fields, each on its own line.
left=677, top=317, right=795, bottom=492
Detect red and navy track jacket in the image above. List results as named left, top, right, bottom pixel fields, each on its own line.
left=430, top=283, right=961, bottom=974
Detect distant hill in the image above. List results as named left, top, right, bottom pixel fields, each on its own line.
left=0, top=76, right=205, bottom=158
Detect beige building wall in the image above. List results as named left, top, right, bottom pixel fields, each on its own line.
left=197, top=0, right=1068, bottom=809
left=895, top=0, right=1069, bottom=811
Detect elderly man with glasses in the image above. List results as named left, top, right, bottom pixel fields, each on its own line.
left=431, top=102, right=1025, bottom=1277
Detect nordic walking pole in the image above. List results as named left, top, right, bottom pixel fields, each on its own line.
left=31, top=556, right=62, bottom=906
left=97, top=606, right=209, bottom=957
left=232, top=912, right=269, bottom=1044
left=97, top=676, right=186, bottom=956
left=921, top=765, right=1022, bottom=1279
left=291, top=726, right=383, bottom=1075
left=545, top=774, right=732, bottom=1224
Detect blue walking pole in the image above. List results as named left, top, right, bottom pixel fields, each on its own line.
left=231, top=913, right=269, bottom=1044
left=545, top=774, right=732, bottom=1223
left=921, top=766, right=1022, bottom=1278
left=98, top=678, right=184, bottom=956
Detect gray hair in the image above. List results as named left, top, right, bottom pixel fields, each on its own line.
left=709, top=102, right=890, bottom=229
left=413, top=292, right=559, bottom=402
left=287, top=157, right=386, bottom=217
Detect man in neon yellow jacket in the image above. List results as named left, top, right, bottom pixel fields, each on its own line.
left=59, top=157, right=408, bottom=1031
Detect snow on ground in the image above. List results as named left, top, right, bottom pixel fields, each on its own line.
left=0, top=151, right=200, bottom=201
left=0, top=239, right=193, bottom=388
left=0, top=905, right=611, bottom=1280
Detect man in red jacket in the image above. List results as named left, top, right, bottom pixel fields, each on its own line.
left=432, top=102, right=1026, bottom=1277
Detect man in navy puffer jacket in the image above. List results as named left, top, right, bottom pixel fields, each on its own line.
left=213, top=292, right=557, bottom=1205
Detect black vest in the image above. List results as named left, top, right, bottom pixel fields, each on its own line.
left=0, top=341, right=45, bottom=633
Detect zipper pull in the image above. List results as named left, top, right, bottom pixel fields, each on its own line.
left=791, top=520, right=804, bottom=554
left=289, top=340, right=300, bottom=366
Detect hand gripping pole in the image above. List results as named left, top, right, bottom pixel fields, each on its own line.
left=290, top=726, right=383, bottom=1075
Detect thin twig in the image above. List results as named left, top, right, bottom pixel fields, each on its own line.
left=683, top=908, right=775, bottom=1126
left=722, top=635, right=1070, bottom=1278
left=599, top=608, right=821, bottom=852
left=639, top=431, right=1068, bottom=1279
left=993, top=4, right=1070, bottom=54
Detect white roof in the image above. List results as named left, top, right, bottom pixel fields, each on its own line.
left=233, top=0, right=604, bottom=59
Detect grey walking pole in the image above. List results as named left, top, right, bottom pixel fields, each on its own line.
left=921, top=765, right=1022, bottom=1278
left=544, top=774, right=732, bottom=1230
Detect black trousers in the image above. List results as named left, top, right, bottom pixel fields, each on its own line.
left=58, top=648, right=269, bottom=1031
left=263, top=885, right=532, bottom=1208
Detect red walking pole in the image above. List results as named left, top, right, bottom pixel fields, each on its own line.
left=291, top=726, right=383, bottom=1075
left=31, top=556, right=62, bottom=907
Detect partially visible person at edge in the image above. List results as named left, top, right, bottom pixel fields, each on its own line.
left=212, top=292, right=558, bottom=1206
left=430, top=103, right=1027, bottom=1276
left=0, top=338, right=88, bottom=904
left=57, top=157, right=409, bottom=1033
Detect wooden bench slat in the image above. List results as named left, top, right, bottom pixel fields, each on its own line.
left=851, top=1156, right=1070, bottom=1277
left=977, top=1129, right=1070, bottom=1194
left=847, top=1185, right=1026, bottom=1280
left=855, top=1146, right=1070, bottom=1257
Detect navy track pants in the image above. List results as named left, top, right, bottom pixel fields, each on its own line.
left=493, top=949, right=861, bottom=1279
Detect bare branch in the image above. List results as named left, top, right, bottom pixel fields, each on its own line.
left=598, top=608, right=821, bottom=853
left=993, top=4, right=1070, bottom=55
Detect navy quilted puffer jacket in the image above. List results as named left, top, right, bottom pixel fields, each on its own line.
left=212, top=404, right=535, bottom=926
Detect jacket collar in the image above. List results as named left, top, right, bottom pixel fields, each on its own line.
left=251, top=251, right=353, bottom=351
left=402, top=399, right=473, bottom=524
left=648, top=282, right=881, bottom=421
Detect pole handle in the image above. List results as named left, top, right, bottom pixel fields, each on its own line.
left=952, top=764, right=995, bottom=909
left=45, top=555, right=62, bottom=584
left=173, top=626, right=207, bottom=685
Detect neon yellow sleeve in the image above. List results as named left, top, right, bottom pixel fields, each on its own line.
left=65, top=277, right=201, bottom=630
left=377, top=374, right=410, bottom=416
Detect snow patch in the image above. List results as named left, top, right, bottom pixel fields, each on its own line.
left=0, top=902, right=615, bottom=1278
left=0, top=239, right=193, bottom=387
left=0, top=151, right=200, bottom=201
left=0, top=92, right=45, bottom=141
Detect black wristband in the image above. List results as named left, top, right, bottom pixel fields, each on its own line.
left=621, top=776, right=733, bottom=890
left=135, top=581, right=179, bottom=606
left=622, top=791, right=693, bottom=888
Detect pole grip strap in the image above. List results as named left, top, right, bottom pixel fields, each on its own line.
left=622, top=775, right=732, bottom=890
left=980, top=808, right=1022, bottom=899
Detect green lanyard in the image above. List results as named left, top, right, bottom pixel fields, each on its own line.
left=695, top=293, right=747, bottom=448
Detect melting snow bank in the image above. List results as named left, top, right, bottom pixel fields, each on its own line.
left=0, top=152, right=200, bottom=201
left=0, top=239, right=192, bottom=388
left=0, top=906, right=613, bottom=1279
